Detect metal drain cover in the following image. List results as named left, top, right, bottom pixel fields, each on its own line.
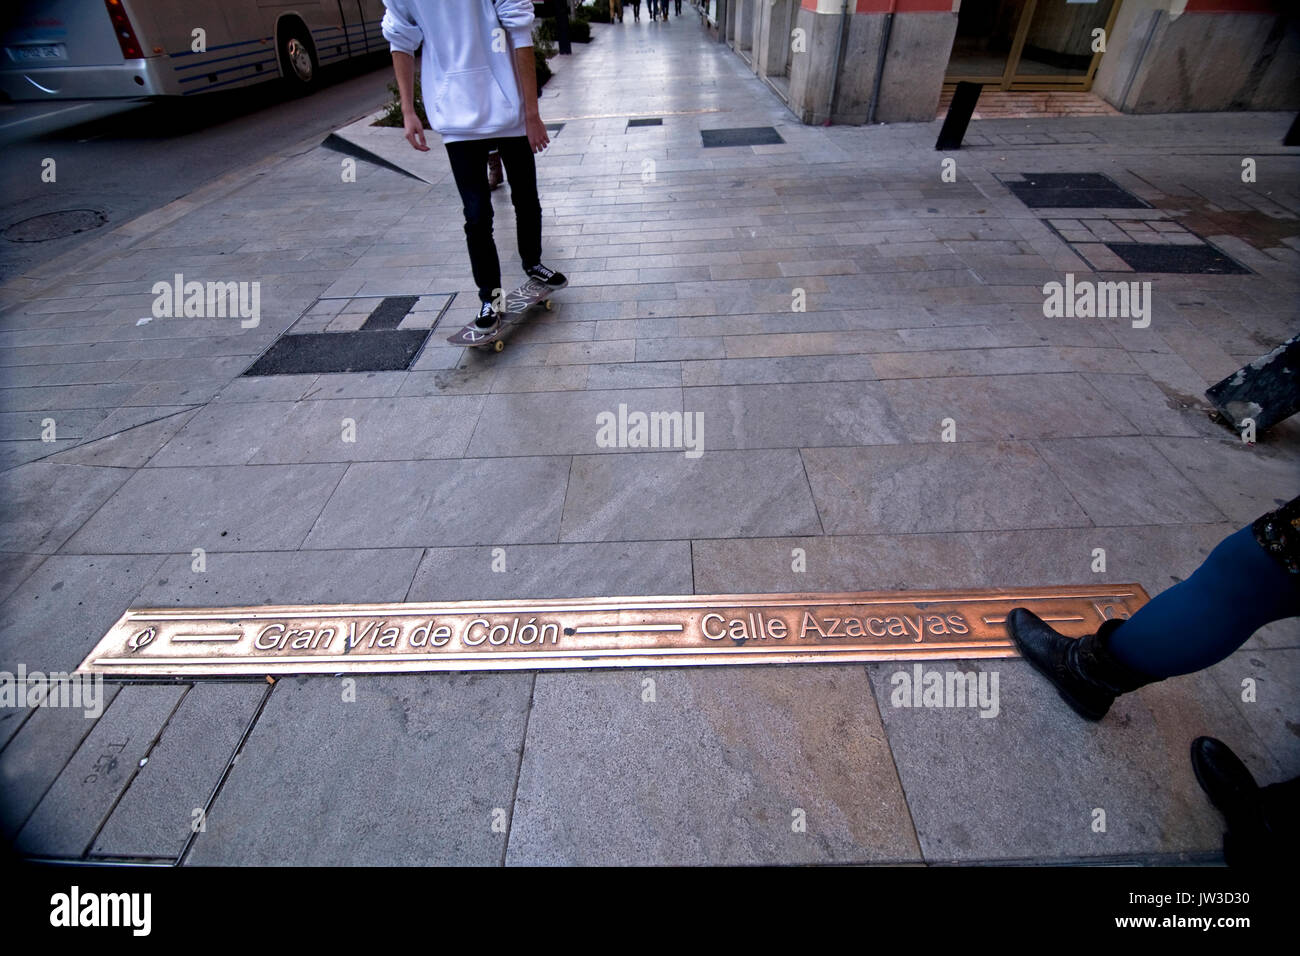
left=3, top=208, right=107, bottom=242
left=701, top=126, right=785, bottom=148
left=1003, top=173, right=1148, bottom=210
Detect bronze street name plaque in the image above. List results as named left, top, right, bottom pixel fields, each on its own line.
left=76, top=585, right=1149, bottom=677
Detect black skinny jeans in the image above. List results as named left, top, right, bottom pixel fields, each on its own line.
left=445, top=135, right=542, bottom=304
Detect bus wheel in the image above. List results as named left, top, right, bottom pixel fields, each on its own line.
left=278, top=24, right=317, bottom=91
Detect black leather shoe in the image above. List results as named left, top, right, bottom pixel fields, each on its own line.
left=1189, top=736, right=1292, bottom=866
left=1191, top=737, right=1265, bottom=832
left=1007, top=608, right=1154, bottom=721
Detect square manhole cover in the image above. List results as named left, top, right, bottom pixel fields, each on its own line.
left=244, top=294, right=450, bottom=375
left=1104, top=242, right=1250, bottom=275
left=701, top=126, right=784, bottom=148
left=244, top=330, right=431, bottom=375
left=1004, top=173, right=1149, bottom=209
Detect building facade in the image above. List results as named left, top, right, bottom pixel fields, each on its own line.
left=702, top=0, right=1299, bottom=124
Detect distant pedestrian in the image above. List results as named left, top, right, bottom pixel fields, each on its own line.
left=383, top=0, right=567, bottom=335
left=608, top=0, right=623, bottom=22
left=630, top=0, right=641, bottom=21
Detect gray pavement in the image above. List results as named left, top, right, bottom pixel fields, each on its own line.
left=0, top=57, right=395, bottom=282
left=0, top=13, right=1297, bottom=865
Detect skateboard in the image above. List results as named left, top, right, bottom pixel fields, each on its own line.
left=446, top=277, right=561, bottom=352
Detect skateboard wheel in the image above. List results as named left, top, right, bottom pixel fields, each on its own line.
left=545, top=299, right=554, bottom=311
left=492, top=339, right=505, bottom=352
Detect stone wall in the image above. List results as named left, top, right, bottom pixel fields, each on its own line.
left=725, top=0, right=1298, bottom=124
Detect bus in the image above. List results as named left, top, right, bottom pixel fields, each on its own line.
left=1, top=0, right=390, bottom=101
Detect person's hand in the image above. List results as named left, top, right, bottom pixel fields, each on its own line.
left=403, top=112, right=429, bottom=151
left=525, top=113, right=549, bottom=154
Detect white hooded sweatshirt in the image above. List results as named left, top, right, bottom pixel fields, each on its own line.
left=381, top=0, right=535, bottom=143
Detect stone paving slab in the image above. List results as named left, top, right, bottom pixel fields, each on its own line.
left=560, top=449, right=822, bottom=541
left=0, top=463, right=131, bottom=554
left=1206, top=647, right=1300, bottom=774
left=506, top=667, right=921, bottom=865
left=865, top=658, right=1272, bottom=862
left=14, top=684, right=185, bottom=857
left=1147, top=436, right=1299, bottom=525
left=1032, top=436, right=1225, bottom=526
left=802, top=442, right=1089, bottom=535
left=80, top=404, right=200, bottom=446
left=690, top=523, right=1236, bottom=597
left=303, top=457, right=571, bottom=549
left=0, top=439, right=80, bottom=470
left=408, top=541, right=693, bottom=601
left=0, top=16, right=1295, bottom=865
left=246, top=395, right=486, bottom=464
left=467, top=387, right=679, bottom=457
left=1081, top=372, right=1203, bottom=438
left=0, top=407, right=110, bottom=442
left=680, top=354, right=876, bottom=387
left=877, top=373, right=1137, bottom=441
left=0, top=551, right=44, bottom=605
left=91, top=682, right=266, bottom=860
left=61, top=464, right=348, bottom=554
left=45, top=409, right=200, bottom=469
left=0, top=684, right=122, bottom=838
left=683, top=381, right=905, bottom=449
left=185, top=674, right=531, bottom=865
left=0, top=554, right=167, bottom=672
left=104, top=409, right=273, bottom=471
left=134, top=548, right=424, bottom=607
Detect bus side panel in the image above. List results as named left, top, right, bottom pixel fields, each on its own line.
left=327, top=0, right=386, bottom=61
left=1, top=0, right=389, bottom=99
left=284, top=1, right=352, bottom=71
left=146, top=1, right=278, bottom=96
left=358, top=0, right=389, bottom=55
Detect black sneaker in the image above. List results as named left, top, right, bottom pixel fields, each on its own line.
left=525, top=262, right=568, bottom=290
left=474, top=300, right=499, bottom=332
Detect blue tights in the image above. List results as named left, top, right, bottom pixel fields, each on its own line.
left=1109, top=524, right=1300, bottom=679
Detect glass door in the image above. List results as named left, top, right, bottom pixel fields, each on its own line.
left=946, top=0, right=1025, bottom=84
left=945, top=0, right=1122, bottom=91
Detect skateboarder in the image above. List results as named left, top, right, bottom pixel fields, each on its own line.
left=383, top=0, right=567, bottom=335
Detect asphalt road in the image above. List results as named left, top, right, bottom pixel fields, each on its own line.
left=0, top=52, right=396, bottom=282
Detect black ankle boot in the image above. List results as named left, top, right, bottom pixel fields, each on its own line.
left=1192, top=737, right=1300, bottom=865
left=1191, top=736, right=1266, bottom=866
left=1006, top=608, right=1157, bottom=720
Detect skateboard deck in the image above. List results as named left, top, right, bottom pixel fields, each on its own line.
left=446, top=277, right=561, bottom=352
